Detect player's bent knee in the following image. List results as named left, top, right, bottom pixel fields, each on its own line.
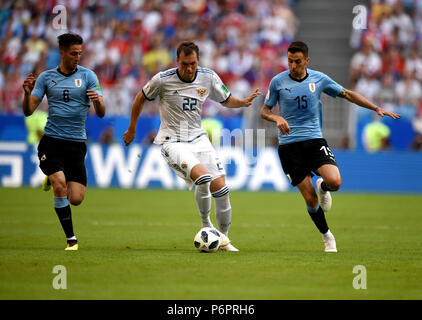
left=194, top=174, right=212, bottom=186
left=190, top=164, right=210, bottom=181
left=211, top=185, right=229, bottom=198
left=211, top=185, right=230, bottom=198
left=333, top=182, right=341, bottom=191
left=69, top=193, right=85, bottom=206
left=69, top=197, right=83, bottom=206
left=327, top=179, right=341, bottom=191
left=210, top=176, right=226, bottom=194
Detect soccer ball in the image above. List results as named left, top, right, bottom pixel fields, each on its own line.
left=194, top=227, right=221, bottom=253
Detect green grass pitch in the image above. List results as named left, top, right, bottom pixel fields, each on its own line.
left=0, top=187, right=421, bottom=299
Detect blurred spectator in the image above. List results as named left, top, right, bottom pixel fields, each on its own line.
left=381, top=46, right=405, bottom=80
left=142, top=35, right=172, bottom=74
left=388, top=0, right=414, bottom=46
left=338, top=136, right=350, bottom=150
left=21, top=33, right=48, bottom=74
left=371, top=0, right=392, bottom=22
left=375, top=73, right=395, bottom=110
left=405, top=47, right=422, bottom=82
left=202, top=117, right=223, bottom=146
left=0, top=0, right=298, bottom=117
left=363, top=118, right=391, bottom=152
left=352, top=0, right=422, bottom=151
left=350, top=37, right=382, bottom=84
left=395, top=71, right=422, bottom=106
left=99, top=126, right=114, bottom=144
left=24, top=103, right=47, bottom=145
left=410, top=133, right=422, bottom=151
left=355, top=70, right=381, bottom=102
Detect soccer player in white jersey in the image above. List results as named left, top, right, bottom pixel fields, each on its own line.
left=123, top=41, right=260, bottom=251
left=261, top=41, right=400, bottom=252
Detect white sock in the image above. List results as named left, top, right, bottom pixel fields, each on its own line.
left=67, top=236, right=77, bottom=241
left=212, top=186, right=231, bottom=236
left=194, top=174, right=212, bottom=228
left=322, top=229, right=334, bottom=238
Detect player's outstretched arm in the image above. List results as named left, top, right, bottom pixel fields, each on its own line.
left=339, top=88, right=400, bottom=119
left=123, top=91, right=147, bottom=146
left=87, top=89, right=106, bottom=118
left=260, top=104, right=290, bottom=135
left=221, top=88, right=261, bottom=108
left=22, top=73, right=41, bottom=116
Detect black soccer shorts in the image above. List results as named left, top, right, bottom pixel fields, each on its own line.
left=37, top=135, right=87, bottom=186
left=277, top=138, right=338, bottom=186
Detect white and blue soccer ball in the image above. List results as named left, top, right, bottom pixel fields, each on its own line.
left=194, top=227, right=221, bottom=253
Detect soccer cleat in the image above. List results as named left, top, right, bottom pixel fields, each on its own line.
left=219, top=243, right=239, bottom=252
left=316, top=178, right=332, bottom=212
left=322, top=230, right=337, bottom=252
left=65, top=240, right=78, bottom=251
left=218, top=233, right=239, bottom=251
left=219, top=233, right=230, bottom=247
left=42, top=176, right=51, bottom=191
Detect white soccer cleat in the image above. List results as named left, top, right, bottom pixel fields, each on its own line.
left=219, top=243, right=239, bottom=252
left=322, top=230, right=337, bottom=252
left=316, top=178, right=332, bottom=212
left=219, top=233, right=230, bottom=246
left=218, top=233, right=239, bottom=252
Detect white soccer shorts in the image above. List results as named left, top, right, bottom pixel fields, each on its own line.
left=161, top=135, right=226, bottom=189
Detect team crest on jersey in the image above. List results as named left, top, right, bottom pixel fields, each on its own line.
left=309, top=82, right=316, bottom=93
left=75, top=79, right=82, bottom=87
left=197, top=88, right=207, bottom=97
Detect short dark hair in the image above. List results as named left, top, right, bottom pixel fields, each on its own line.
left=177, top=41, right=199, bottom=58
left=288, top=41, right=309, bottom=57
left=58, top=33, right=83, bottom=50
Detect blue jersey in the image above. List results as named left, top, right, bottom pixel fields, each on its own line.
left=264, top=68, right=343, bottom=145
left=31, top=66, right=102, bottom=142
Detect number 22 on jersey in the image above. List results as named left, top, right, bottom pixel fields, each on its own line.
left=182, top=97, right=197, bottom=111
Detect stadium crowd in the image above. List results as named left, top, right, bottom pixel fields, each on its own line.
left=0, top=0, right=297, bottom=117
left=350, top=0, right=422, bottom=150
left=1, top=0, right=422, bottom=150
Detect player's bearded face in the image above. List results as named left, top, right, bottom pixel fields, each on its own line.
left=61, top=44, right=82, bottom=71
left=177, top=52, right=199, bottom=81
left=288, top=52, right=309, bottom=79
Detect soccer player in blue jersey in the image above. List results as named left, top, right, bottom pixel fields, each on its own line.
left=22, top=33, right=106, bottom=250
left=260, top=41, right=400, bottom=252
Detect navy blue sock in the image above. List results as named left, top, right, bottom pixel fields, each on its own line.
left=307, top=204, right=329, bottom=234
left=54, top=197, right=74, bottom=239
